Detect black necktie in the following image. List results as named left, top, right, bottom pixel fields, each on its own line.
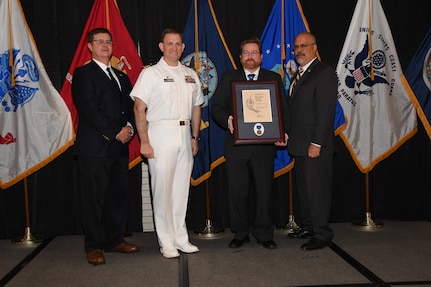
left=107, top=67, right=119, bottom=90
left=248, top=74, right=255, bottom=81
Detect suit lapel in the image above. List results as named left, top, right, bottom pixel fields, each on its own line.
left=291, top=60, right=320, bottom=98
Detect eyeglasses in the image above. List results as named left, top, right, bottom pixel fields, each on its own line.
left=241, top=51, right=260, bottom=57
left=293, top=43, right=315, bottom=50
left=92, top=39, right=113, bottom=45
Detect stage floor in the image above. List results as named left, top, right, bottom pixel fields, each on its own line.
left=1, top=221, right=431, bottom=287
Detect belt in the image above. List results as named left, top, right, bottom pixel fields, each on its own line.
left=148, top=120, right=191, bottom=126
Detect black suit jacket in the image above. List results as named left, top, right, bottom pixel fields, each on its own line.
left=287, top=59, right=337, bottom=156
left=211, top=68, right=288, bottom=158
left=72, top=60, right=134, bottom=158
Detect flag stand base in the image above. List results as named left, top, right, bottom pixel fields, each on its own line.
left=352, top=212, right=384, bottom=231
left=193, top=220, right=225, bottom=239
left=12, top=227, right=45, bottom=246
left=277, top=215, right=301, bottom=234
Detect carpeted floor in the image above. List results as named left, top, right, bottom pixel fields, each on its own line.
left=1, top=221, right=430, bottom=287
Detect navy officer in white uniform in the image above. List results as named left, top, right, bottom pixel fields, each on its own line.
left=131, top=28, right=204, bottom=259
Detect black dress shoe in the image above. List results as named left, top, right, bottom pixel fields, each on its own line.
left=287, top=230, right=314, bottom=239
left=228, top=236, right=250, bottom=248
left=256, top=239, right=277, bottom=249
left=300, top=238, right=332, bottom=251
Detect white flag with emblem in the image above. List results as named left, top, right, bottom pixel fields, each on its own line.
left=0, top=0, right=74, bottom=189
left=336, top=0, right=417, bottom=173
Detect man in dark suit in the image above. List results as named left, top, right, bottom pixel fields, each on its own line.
left=72, top=28, right=139, bottom=265
left=211, top=37, right=288, bottom=249
left=286, top=32, right=337, bottom=250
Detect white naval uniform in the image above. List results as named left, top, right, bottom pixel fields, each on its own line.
left=130, top=57, right=204, bottom=250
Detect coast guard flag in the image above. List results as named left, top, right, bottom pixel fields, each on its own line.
left=0, top=0, right=74, bottom=189
left=181, top=0, right=236, bottom=186
left=405, top=28, right=431, bottom=140
left=336, top=0, right=417, bottom=173
left=261, top=0, right=346, bottom=177
left=59, top=0, right=143, bottom=169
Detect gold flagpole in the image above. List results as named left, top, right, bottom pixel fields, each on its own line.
left=280, top=0, right=285, bottom=79
left=279, top=170, right=300, bottom=233
left=353, top=172, right=384, bottom=230
left=191, top=0, right=223, bottom=239
left=194, top=0, right=200, bottom=71
left=193, top=180, right=224, bottom=238
left=12, top=178, right=45, bottom=245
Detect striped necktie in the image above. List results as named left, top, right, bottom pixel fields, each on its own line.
left=290, top=67, right=303, bottom=95
left=248, top=74, right=255, bottom=81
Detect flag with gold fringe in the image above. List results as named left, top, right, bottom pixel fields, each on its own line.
left=181, top=0, right=236, bottom=186
left=405, top=27, right=431, bottom=140
left=261, top=0, right=346, bottom=177
left=0, top=0, right=74, bottom=189
left=336, top=0, right=417, bottom=173
left=59, top=0, right=143, bottom=169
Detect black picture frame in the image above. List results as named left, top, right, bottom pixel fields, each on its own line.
left=231, top=80, right=284, bottom=145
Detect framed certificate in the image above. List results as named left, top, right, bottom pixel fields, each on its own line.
left=231, top=80, right=284, bottom=145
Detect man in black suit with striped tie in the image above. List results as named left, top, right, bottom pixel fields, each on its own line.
left=286, top=32, right=337, bottom=251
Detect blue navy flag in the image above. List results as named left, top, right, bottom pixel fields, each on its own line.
left=260, top=0, right=346, bottom=177
left=181, top=0, right=236, bottom=186
left=405, top=27, right=431, bottom=140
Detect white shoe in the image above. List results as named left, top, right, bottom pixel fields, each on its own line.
left=175, top=242, right=199, bottom=253
left=160, top=247, right=180, bottom=259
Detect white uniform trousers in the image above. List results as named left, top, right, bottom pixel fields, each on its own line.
left=147, top=121, right=193, bottom=250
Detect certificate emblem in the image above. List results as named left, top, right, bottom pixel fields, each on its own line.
left=253, top=123, right=264, bottom=136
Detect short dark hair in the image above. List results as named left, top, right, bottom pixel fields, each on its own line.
left=87, top=28, right=112, bottom=43
left=160, top=28, right=183, bottom=42
left=239, top=36, right=262, bottom=55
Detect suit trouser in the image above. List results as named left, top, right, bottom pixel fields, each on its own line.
left=148, top=122, right=193, bottom=249
left=293, top=154, right=334, bottom=242
left=225, top=147, right=275, bottom=241
left=77, top=156, right=128, bottom=252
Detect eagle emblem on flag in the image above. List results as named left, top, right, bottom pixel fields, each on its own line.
left=1, top=49, right=39, bottom=112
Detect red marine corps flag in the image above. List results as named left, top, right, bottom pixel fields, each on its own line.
left=60, top=0, right=143, bottom=168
